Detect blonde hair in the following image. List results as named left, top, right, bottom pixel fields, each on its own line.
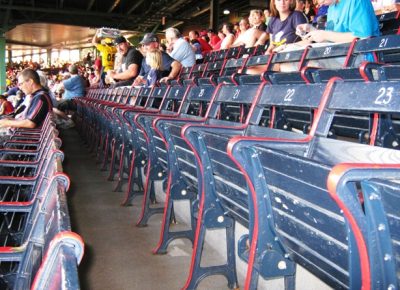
left=146, top=49, right=163, bottom=70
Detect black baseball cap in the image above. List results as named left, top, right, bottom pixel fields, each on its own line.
left=139, top=33, right=159, bottom=45
left=114, top=36, right=127, bottom=45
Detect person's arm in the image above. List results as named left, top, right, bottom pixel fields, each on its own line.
left=109, top=63, right=139, bottom=81
left=62, top=78, right=70, bottom=90
left=92, top=30, right=101, bottom=46
left=303, top=30, right=356, bottom=43
left=160, top=60, right=181, bottom=83
left=255, top=31, right=269, bottom=46
left=132, top=75, right=145, bottom=86
left=0, top=118, right=36, bottom=129
left=220, top=34, right=235, bottom=49
left=0, top=103, right=5, bottom=115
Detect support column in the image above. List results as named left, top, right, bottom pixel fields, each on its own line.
left=210, top=0, right=220, bottom=32
left=0, top=35, right=6, bottom=93
left=7, top=50, right=11, bottom=66
left=47, top=49, right=51, bottom=67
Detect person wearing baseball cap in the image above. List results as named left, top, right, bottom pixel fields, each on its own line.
left=107, top=36, right=143, bottom=87
left=133, top=33, right=181, bottom=86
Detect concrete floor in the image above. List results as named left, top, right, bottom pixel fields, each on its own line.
left=60, top=128, right=231, bottom=290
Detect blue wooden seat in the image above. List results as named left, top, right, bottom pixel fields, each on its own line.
left=31, top=231, right=84, bottom=290
left=109, top=86, right=170, bottom=203
left=377, top=11, right=400, bottom=35
left=190, top=63, right=208, bottom=79
left=360, top=177, right=400, bottom=288
left=181, top=81, right=330, bottom=289
left=320, top=80, right=400, bottom=148
left=225, top=46, right=243, bottom=59
left=227, top=79, right=400, bottom=289
left=353, top=34, right=400, bottom=65
left=202, top=59, right=225, bottom=77
left=0, top=174, right=77, bottom=289
left=128, top=83, right=191, bottom=225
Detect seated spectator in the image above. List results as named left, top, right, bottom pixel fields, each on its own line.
left=207, top=29, right=221, bottom=48
left=190, top=39, right=204, bottom=64
left=220, top=22, right=235, bottom=49
left=296, top=0, right=379, bottom=46
left=213, top=30, right=226, bottom=50
left=144, top=49, right=163, bottom=87
left=0, top=69, right=52, bottom=136
left=107, top=36, right=143, bottom=87
left=0, top=95, right=14, bottom=115
left=165, top=28, right=195, bottom=67
left=234, top=10, right=269, bottom=48
left=133, top=33, right=182, bottom=86
left=238, top=17, right=250, bottom=36
left=264, top=7, right=271, bottom=27
left=296, top=0, right=309, bottom=20
left=189, top=30, right=212, bottom=56
left=200, top=32, right=210, bottom=46
left=313, top=3, right=329, bottom=26
left=264, top=0, right=307, bottom=54
left=304, top=0, right=316, bottom=23
left=250, top=9, right=267, bottom=31
left=274, top=0, right=379, bottom=71
left=89, top=66, right=101, bottom=87
left=53, top=64, right=86, bottom=128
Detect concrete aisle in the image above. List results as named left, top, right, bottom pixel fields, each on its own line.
left=59, top=128, right=230, bottom=290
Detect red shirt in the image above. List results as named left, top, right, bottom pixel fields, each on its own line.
left=209, top=34, right=221, bottom=48
left=197, top=38, right=213, bottom=55
left=2, top=101, right=14, bottom=115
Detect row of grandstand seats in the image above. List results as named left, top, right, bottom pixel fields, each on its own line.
left=0, top=114, right=83, bottom=289
left=172, top=33, right=400, bottom=89
left=76, top=38, right=400, bottom=289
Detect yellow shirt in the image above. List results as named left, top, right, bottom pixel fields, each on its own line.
left=96, top=44, right=117, bottom=72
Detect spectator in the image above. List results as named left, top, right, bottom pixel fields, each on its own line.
left=220, top=23, right=235, bottom=49
left=92, top=31, right=117, bottom=84
left=234, top=10, right=269, bottom=48
left=304, top=0, right=316, bottom=23
left=265, top=0, right=308, bottom=54
left=190, top=39, right=203, bottom=63
left=107, top=36, right=143, bottom=87
left=165, top=28, right=195, bottom=67
left=189, top=30, right=213, bottom=56
left=238, top=17, right=250, bottom=36
left=133, top=33, right=181, bottom=86
left=207, top=29, right=221, bottom=48
left=249, top=9, right=267, bottom=31
left=296, top=0, right=306, bottom=11
left=213, top=30, right=225, bottom=50
left=55, top=64, right=86, bottom=128
left=145, top=49, right=163, bottom=87
left=89, top=66, right=101, bottom=87
left=0, top=95, right=14, bottom=115
left=296, top=0, right=379, bottom=45
left=313, top=3, right=329, bottom=26
left=264, top=8, right=272, bottom=26
left=233, top=22, right=240, bottom=38
left=0, top=69, right=52, bottom=132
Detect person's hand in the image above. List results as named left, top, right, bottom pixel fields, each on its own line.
left=296, top=23, right=315, bottom=38
left=107, top=70, right=116, bottom=78
left=303, top=30, right=327, bottom=43
left=132, top=76, right=144, bottom=87
left=159, top=76, right=172, bottom=83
